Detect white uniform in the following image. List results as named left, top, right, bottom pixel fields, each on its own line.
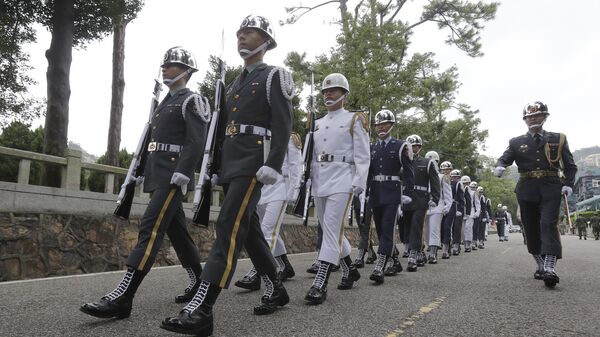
left=257, top=136, right=303, bottom=257
left=463, top=189, right=480, bottom=242
left=505, top=211, right=513, bottom=239
left=311, top=108, right=369, bottom=264
left=426, top=173, right=452, bottom=248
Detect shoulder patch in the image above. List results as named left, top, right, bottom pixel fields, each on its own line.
left=350, top=112, right=369, bottom=137
left=266, top=67, right=295, bottom=105
left=182, top=93, right=211, bottom=123
left=290, top=132, right=302, bottom=150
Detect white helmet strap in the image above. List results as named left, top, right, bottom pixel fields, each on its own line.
left=239, top=40, right=270, bottom=59
left=324, top=93, right=346, bottom=107
left=163, top=68, right=193, bottom=86
left=377, top=124, right=394, bottom=138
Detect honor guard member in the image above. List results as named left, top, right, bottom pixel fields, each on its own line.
left=503, top=205, right=513, bottom=240
left=463, top=180, right=480, bottom=252
left=366, top=109, right=414, bottom=283
left=477, top=186, right=491, bottom=248
left=400, top=135, right=440, bottom=271
left=441, top=165, right=464, bottom=258
left=494, top=101, right=577, bottom=288
left=304, top=72, right=370, bottom=304
left=494, top=204, right=508, bottom=241
left=80, top=47, right=209, bottom=319
left=576, top=217, right=588, bottom=240
left=590, top=214, right=600, bottom=240
left=423, top=152, right=452, bottom=264
left=161, top=15, right=294, bottom=336
left=470, top=183, right=482, bottom=250
left=234, top=133, right=303, bottom=290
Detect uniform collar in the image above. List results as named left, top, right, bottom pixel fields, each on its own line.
left=326, top=107, right=347, bottom=116
left=378, top=135, right=392, bottom=145
left=168, top=85, right=186, bottom=96
left=527, top=129, right=545, bottom=138
left=244, top=61, right=265, bottom=74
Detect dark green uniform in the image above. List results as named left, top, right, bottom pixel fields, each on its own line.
left=576, top=217, right=588, bottom=240
left=202, top=63, right=292, bottom=288
left=127, top=87, right=207, bottom=273
left=591, top=216, right=600, bottom=240
left=496, top=131, right=577, bottom=258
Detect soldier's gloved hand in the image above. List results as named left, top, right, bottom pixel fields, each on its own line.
left=401, top=195, right=412, bottom=204
left=482, top=217, right=488, bottom=222
left=210, top=174, right=220, bottom=186
left=171, top=172, right=190, bottom=195
left=134, top=176, right=144, bottom=186
left=428, top=200, right=437, bottom=208
left=352, top=185, right=364, bottom=196
left=561, top=186, right=573, bottom=197
left=443, top=208, right=450, bottom=216
left=456, top=211, right=462, bottom=217
left=493, top=166, right=506, bottom=177
left=256, top=166, right=278, bottom=185
left=397, top=205, right=403, bottom=218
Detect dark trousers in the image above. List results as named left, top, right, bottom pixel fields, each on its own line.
left=353, top=196, right=373, bottom=250
left=472, top=218, right=480, bottom=242
left=127, top=187, right=201, bottom=273
left=372, top=203, right=399, bottom=255
left=518, top=196, right=562, bottom=258
left=400, top=208, right=427, bottom=251
left=497, top=221, right=505, bottom=238
left=441, top=206, right=456, bottom=245
left=478, top=220, right=487, bottom=241
left=451, top=215, right=463, bottom=245
left=202, top=177, right=277, bottom=288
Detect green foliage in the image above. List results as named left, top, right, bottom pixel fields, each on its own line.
left=0, top=122, right=44, bottom=183
left=572, top=211, right=600, bottom=222
left=478, top=166, right=518, bottom=216
left=85, top=148, right=133, bottom=192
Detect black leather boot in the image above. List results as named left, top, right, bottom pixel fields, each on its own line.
left=234, top=267, right=261, bottom=291
left=305, top=261, right=331, bottom=305
left=279, top=254, right=295, bottom=281
left=338, top=256, right=360, bottom=290
left=354, top=248, right=366, bottom=268
left=369, top=254, right=388, bottom=284
left=365, top=247, right=377, bottom=264
left=175, top=265, right=203, bottom=303
left=161, top=281, right=221, bottom=336
left=254, top=275, right=289, bottom=315
left=80, top=267, right=145, bottom=319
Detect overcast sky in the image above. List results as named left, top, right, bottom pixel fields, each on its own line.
left=22, top=0, right=600, bottom=159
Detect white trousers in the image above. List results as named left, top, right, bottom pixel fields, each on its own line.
left=427, top=212, right=444, bottom=247
left=463, top=216, right=474, bottom=242
left=315, top=193, right=353, bottom=265
left=257, top=200, right=287, bottom=257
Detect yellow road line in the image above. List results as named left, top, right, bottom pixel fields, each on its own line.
left=386, top=296, right=447, bottom=337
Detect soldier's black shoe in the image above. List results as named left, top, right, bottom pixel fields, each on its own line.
left=471, top=245, right=478, bottom=251
left=280, top=264, right=295, bottom=281
left=306, top=262, right=319, bottom=274
left=304, top=286, right=327, bottom=305
left=338, top=268, right=360, bottom=290
left=160, top=306, right=213, bottom=337
left=234, top=273, right=261, bottom=291
left=442, top=252, right=450, bottom=259
left=80, top=296, right=133, bottom=319
left=175, top=282, right=200, bottom=304
left=533, top=270, right=544, bottom=280
left=407, top=261, right=417, bottom=272
left=427, top=255, right=437, bottom=264
left=331, top=264, right=340, bottom=272
left=402, top=251, right=409, bottom=258
left=369, top=269, right=384, bottom=284
left=384, top=259, right=402, bottom=276
left=464, top=247, right=471, bottom=253
left=365, top=254, right=376, bottom=264
left=253, top=281, right=289, bottom=315
left=478, top=244, right=484, bottom=249
left=416, top=254, right=426, bottom=267
left=543, top=271, right=560, bottom=288
left=353, top=259, right=365, bottom=269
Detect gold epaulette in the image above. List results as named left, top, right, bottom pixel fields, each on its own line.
left=290, top=132, right=302, bottom=150
left=350, top=111, right=369, bottom=137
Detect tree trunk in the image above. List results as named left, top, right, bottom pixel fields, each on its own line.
left=106, top=16, right=127, bottom=168
left=43, top=0, right=74, bottom=187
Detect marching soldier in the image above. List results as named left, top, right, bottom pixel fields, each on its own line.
left=400, top=135, right=440, bottom=271
left=234, top=133, right=303, bottom=290
left=424, top=153, right=452, bottom=264
left=454, top=175, right=472, bottom=255
left=591, top=214, right=600, bottom=240
left=495, top=101, right=577, bottom=288
left=477, top=186, right=491, bottom=248
left=576, top=216, right=588, bottom=240
left=463, top=180, right=480, bottom=252
left=503, top=205, right=513, bottom=240
left=442, top=166, right=464, bottom=258
left=161, top=15, right=294, bottom=336
left=304, top=72, right=370, bottom=304
left=366, top=109, right=414, bottom=283
left=80, top=47, right=209, bottom=319
left=494, top=204, right=508, bottom=241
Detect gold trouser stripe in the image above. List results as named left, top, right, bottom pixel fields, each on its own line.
left=337, top=194, right=354, bottom=258
left=270, top=201, right=288, bottom=253
left=139, top=188, right=177, bottom=271
left=220, top=178, right=257, bottom=288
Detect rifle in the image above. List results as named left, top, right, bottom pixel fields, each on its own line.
left=114, top=71, right=162, bottom=220
left=359, top=107, right=371, bottom=224
left=292, top=72, right=316, bottom=226
left=192, top=56, right=226, bottom=227
left=563, top=193, right=574, bottom=230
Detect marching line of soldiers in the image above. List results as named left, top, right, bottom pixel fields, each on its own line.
left=77, top=14, right=577, bottom=336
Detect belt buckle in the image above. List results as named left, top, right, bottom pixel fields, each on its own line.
left=226, top=124, right=238, bottom=138
left=148, top=142, right=157, bottom=152
left=318, top=154, right=326, bottom=162
left=533, top=171, right=543, bottom=179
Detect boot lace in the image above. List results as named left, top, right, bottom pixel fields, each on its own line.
left=104, top=269, right=134, bottom=301
left=183, top=280, right=210, bottom=314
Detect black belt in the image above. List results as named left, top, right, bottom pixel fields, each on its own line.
left=147, top=142, right=182, bottom=153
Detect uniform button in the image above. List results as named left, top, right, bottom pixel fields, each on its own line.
left=536, top=159, right=540, bottom=161
left=155, top=113, right=159, bottom=117
left=152, top=126, right=156, bottom=130
left=232, top=107, right=238, bottom=112
left=380, top=158, right=382, bottom=161
left=170, top=157, right=176, bottom=162
left=234, top=94, right=240, bottom=99
left=151, top=139, right=155, bottom=141
left=321, top=164, right=324, bottom=167
left=536, top=167, right=540, bottom=169
left=325, top=126, right=329, bottom=129
left=536, top=150, right=539, bottom=153
left=324, top=138, right=327, bottom=141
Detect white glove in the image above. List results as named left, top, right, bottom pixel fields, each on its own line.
left=352, top=185, right=364, bottom=196
left=561, top=186, right=572, bottom=197
left=170, top=172, right=190, bottom=195
left=428, top=200, right=437, bottom=208
left=494, top=166, right=506, bottom=177
left=396, top=205, right=403, bottom=218
left=443, top=208, right=450, bottom=216
left=211, top=174, right=219, bottom=186
left=401, top=195, right=412, bottom=204
left=256, top=165, right=278, bottom=185
left=134, top=176, right=144, bottom=186
left=456, top=211, right=462, bottom=217
left=482, top=217, right=488, bottom=222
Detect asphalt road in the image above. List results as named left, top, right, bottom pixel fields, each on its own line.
left=1, top=233, right=599, bottom=337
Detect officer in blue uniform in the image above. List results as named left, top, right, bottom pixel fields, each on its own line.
left=440, top=164, right=463, bottom=258
left=80, top=47, right=209, bottom=319
left=366, top=110, right=414, bottom=283
left=401, top=135, right=440, bottom=272
left=495, top=101, right=577, bottom=288
left=161, top=15, right=294, bottom=336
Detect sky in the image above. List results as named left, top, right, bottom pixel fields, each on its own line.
left=22, top=0, right=600, bottom=160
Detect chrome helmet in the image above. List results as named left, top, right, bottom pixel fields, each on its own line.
left=161, top=46, right=197, bottom=72
left=238, top=15, right=277, bottom=50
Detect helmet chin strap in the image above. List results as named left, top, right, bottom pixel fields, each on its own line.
left=239, top=41, right=270, bottom=59
left=324, top=94, right=346, bottom=107
left=377, top=125, right=394, bottom=138
left=527, top=116, right=547, bottom=130
left=163, top=68, right=193, bottom=86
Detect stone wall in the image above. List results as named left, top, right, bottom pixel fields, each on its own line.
left=0, top=212, right=369, bottom=282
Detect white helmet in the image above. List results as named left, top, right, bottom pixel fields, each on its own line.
left=469, top=181, right=478, bottom=189
left=461, top=175, right=471, bottom=184
left=374, top=109, right=395, bottom=125
left=440, top=161, right=453, bottom=170
left=238, top=15, right=277, bottom=49
left=497, top=203, right=503, bottom=208
left=502, top=205, right=508, bottom=211
left=321, top=73, right=349, bottom=93
left=477, top=186, right=484, bottom=193
left=425, top=151, right=439, bottom=162
left=450, top=169, right=461, bottom=177
left=406, top=134, right=422, bottom=146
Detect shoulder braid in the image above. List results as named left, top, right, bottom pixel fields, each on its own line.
left=290, top=132, right=302, bottom=150
left=350, top=111, right=368, bottom=137
left=266, top=67, right=295, bottom=106
left=182, top=93, right=211, bottom=123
